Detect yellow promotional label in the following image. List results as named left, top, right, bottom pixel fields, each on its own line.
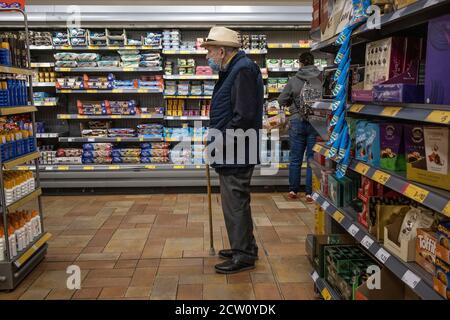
left=87, top=90, right=97, bottom=93
left=109, top=166, right=120, bottom=170
left=404, top=184, right=429, bottom=203
left=116, top=138, right=122, bottom=142
left=59, top=68, right=71, bottom=72
left=313, top=144, right=322, bottom=153
left=17, top=166, right=28, bottom=171
left=324, top=149, right=330, bottom=157
left=88, top=45, right=99, bottom=49
left=173, top=165, right=185, bottom=169
left=380, top=106, right=402, bottom=117
left=164, top=50, right=175, bottom=54
left=58, top=166, right=69, bottom=171
left=321, top=288, right=332, bottom=300
left=123, top=67, right=135, bottom=72
left=281, top=43, right=293, bottom=48
left=355, top=162, right=370, bottom=176
left=349, top=104, right=365, bottom=113
left=372, top=170, right=391, bottom=185
left=59, top=115, right=70, bottom=119
left=443, top=202, right=450, bottom=217
left=141, top=114, right=152, bottom=119
left=126, top=46, right=136, bottom=49
left=139, top=138, right=144, bottom=141
left=61, top=90, right=72, bottom=93
left=78, top=115, right=88, bottom=119
left=426, top=111, right=450, bottom=124
left=111, top=115, right=122, bottom=119
left=109, top=46, right=119, bottom=50
left=112, top=89, right=123, bottom=93
left=83, top=166, right=94, bottom=170
left=332, top=211, right=345, bottom=223
left=277, top=164, right=288, bottom=169
left=138, top=89, right=148, bottom=93
left=145, top=165, right=156, bottom=170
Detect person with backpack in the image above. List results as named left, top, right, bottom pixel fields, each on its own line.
left=278, top=52, right=322, bottom=203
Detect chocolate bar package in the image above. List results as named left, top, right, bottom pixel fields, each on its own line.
left=424, top=127, right=449, bottom=176
left=380, top=123, right=406, bottom=172
left=373, top=84, right=424, bottom=103
left=365, top=122, right=381, bottom=167
left=404, top=124, right=427, bottom=170
left=425, top=14, right=450, bottom=105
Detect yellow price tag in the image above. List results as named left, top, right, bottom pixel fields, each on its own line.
left=313, top=144, right=322, bottom=153
left=443, top=202, right=450, bottom=217
left=380, top=106, right=402, bottom=117
left=83, top=166, right=94, bottom=170
left=145, top=165, right=156, bottom=170
left=404, top=184, right=429, bottom=203
left=61, top=90, right=72, bottom=93
left=281, top=43, right=293, bottom=48
left=112, top=89, right=123, bottom=93
left=321, top=288, right=332, bottom=300
left=138, top=89, right=148, bottom=93
left=58, top=166, right=69, bottom=171
left=59, top=68, right=71, bottom=72
left=426, top=111, right=450, bottom=124
left=88, top=45, right=99, bottom=49
left=116, top=138, right=122, bottom=142
left=139, top=137, right=144, bottom=142
left=332, top=211, right=345, bottom=223
left=123, top=67, right=135, bottom=72
left=109, top=46, right=119, bottom=50
left=355, top=162, right=370, bottom=176
left=87, top=90, right=97, bottom=93
left=277, top=164, right=288, bottom=169
left=164, top=50, right=175, bottom=54
left=372, top=170, right=391, bottom=185
left=59, top=115, right=70, bottom=119
left=109, top=166, right=120, bottom=170
left=324, top=149, right=330, bottom=157
left=173, top=165, right=185, bottom=169
left=141, top=114, right=152, bottom=119
left=17, top=166, right=28, bottom=171
left=111, top=115, right=122, bottom=119
left=349, top=104, right=365, bottom=113
left=78, top=115, right=88, bottom=119
left=126, top=46, right=136, bottom=49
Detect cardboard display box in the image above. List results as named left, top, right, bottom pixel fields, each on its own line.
left=372, top=204, right=410, bottom=241
left=355, top=267, right=407, bottom=300
left=384, top=215, right=416, bottom=262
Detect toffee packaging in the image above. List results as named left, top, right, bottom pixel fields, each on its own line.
left=416, top=228, right=437, bottom=275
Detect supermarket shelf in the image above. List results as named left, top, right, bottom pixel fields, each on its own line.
left=30, top=62, right=54, bottom=68
left=33, top=82, right=55, bottom=87
left=310, top=270, right=341, bottom=300
left=29, top=45, right=53, bottom=50
left=35, top=102, right=57, bottom=107
left=268, top=43, right=311, bottom=49
left=313, top=143, right=450, bottom=218
left=59, top=137, right=164, bottom=143
left=0, top=65, right=34, bottom=76
left=268, top=89, right=283, bottom=94
left=164, top=116, right=209, bottom=121
left=7, top=188, right=42, bottom=212
left=268, top=67, right=298, bottom=72
left=54, top=45, right=162, bottom=51
left=348, top=103, right=450, bottom=125
left=244, top=49, right=268, bottom=55
left=164, top=95, right=212, bottom=100
left=165, top=137, right=205, bottom=143
left=310, top=35, right=339, bottom=53
left=12, top=232, right=52, bottom=268
left=3, top=152, right=40, bottom=170
left=55, top=67, right=163, bottom=72
left=56, top=89, right=163, bottom=94
left=163, top=75, right=218, bottom=80
left=309, top=116, right=329, bottom=141
left=312, top=191, right=444, bottom=300
left=0, top=106, right=37, bottom=115
left=57, top=114, right=164, bottom=120
left=163, top=49, right=208, bottom=55
left=36, top=133, right=64, bottom=138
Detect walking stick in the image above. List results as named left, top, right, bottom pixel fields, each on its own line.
left=206, top=163, right=216, bottom=256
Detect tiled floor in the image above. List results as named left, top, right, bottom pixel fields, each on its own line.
left=0, top=192, right=317, bottom=300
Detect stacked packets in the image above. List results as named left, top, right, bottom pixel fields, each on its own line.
left=326, top=0, right=371, bottom=178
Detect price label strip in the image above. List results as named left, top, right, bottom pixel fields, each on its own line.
left=321, top=201, right=330, bottom=211
left=354, top=162, right=370, bottom=176
left=443, top=202, right=450, bottom=218
left=313, top=144, right=322, bottom=153
left=332, top=211, right=345, bottom=223
left=361, top=235, right=374, bottom=250
left=372, top=170, right=391, bottom=185
left=403, top=184, right=429, bottom=204
left=109, top=166, right=120, bottom=170
left=380, top=106, right=402, bottom=117
left=349, top=104, right=365, bottom=113
left=321, top=288, right=332, bottom=300
left=425, top=110, right=450, bottom=124
left=401, top=270, right=421, bottom=289
left=347, top=224, right=359, bottom=237
left=375, top=248, right=391, bottom=264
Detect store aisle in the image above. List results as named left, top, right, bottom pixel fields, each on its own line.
left=0, top=192, right=316, bottom=300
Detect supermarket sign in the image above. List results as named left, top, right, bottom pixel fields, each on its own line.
left=0, top=1, right=25, bottom=10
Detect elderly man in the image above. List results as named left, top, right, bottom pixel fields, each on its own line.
left=202, top=26, right=264, bottom=274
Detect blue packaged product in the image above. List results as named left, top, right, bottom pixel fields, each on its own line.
left=140, top=157, right=151, bottom=163
left=365, top=122, right=381, bottom=167
left=140, top=150, right=152, bottom=157
left=140, top=143, right=152, bottom=150
left=336, top=124, right=349, bottom=161
left=355, top=121, right=368, bottom=162
left=328, top=115, right=346, bottom=146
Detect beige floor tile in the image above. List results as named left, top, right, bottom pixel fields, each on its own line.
left=177, top=284, right=203, bottom=300
left=115, top=260, right=138, bottom=269
left=162, top=238, right=203, bottom=259
left=264, top=242, right=306, bottom=257
left=87, top=268, right=135, bottom=279
left=124, top=214, right=156, bottom=224
left=137, top=259, right=160, bottom=268
left=104, top=238, right=147, bottom=253
left=111, top=228, right=150, bottom=240
left=30, top=269, right=88, bottom=290
left=254, top=283, right=282, bottom=300
left=251, top=273, right=276, bottom=284
left=130, top=267, right=158, bottom=287
left=125, top=286, right=152, bottom=298
left=269, top=257, right=312, bottom=283
left=77, top=253, right=121, bottom=261
left=82, top=277, right=131, bottom=288
left=99, top=287, right=128, bottom=299
left=75, top=261, right=116, bottom=269
left=46, top=288, right=76, bottom=300
left=72, top=288, right=102, bottom=299
left=19, top=288, right=51, bottom=300
left=203, top=284, right=255, bottom=300
left=154, top=214, right=188, bottom=226
left=104, top=201, right=135, bottom=208
left=150, top=276, right=179, bottom=300
left=280, top=282, right=315, bottom=300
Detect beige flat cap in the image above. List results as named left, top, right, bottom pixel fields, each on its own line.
left=201, top=26, right=241, bottom=48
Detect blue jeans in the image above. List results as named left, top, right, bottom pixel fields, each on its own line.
left=288, top=118, right=317, bottom=195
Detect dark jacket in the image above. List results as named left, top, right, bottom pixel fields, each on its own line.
left=278, top=65, right=322, bottom=120
left=208, top=50, right=264, bottom=173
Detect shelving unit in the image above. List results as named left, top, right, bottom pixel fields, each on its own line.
left=57, top=114, right=163, bottom=120
left=0, top=8, right=48, bottom=291
left=56, top=89, right=164, bottom=94
left=55, top=67, right=163, bottom=72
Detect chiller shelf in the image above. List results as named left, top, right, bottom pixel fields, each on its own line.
left=0, top=106, right=37, bottom=115
left=55, top=67, right=163, bottom=72
left=164, top=116, right=209, bottom=121
left=6, top=188, right=42, bottom=212
left=54, top=45, right=162, bottom=51
left=56, top=88, right=163, bottom=94
left=311, top=191, right=444, bottom=300
left=310, top=270, right=342, bottom=300
left=30, top=62, right=55, bottom=68
left=348, top=103, right=450, bottom=125
left=313, top=144, right=450, bottom=218
left=59, top=137, right=164, bottom=143
left=164, top=95, right=212, bottom=100
left=268, top=43, right=311, bottom=49
left=57, top=114, right=164, bottom=120
left=268, top=67, right=298, bottom=72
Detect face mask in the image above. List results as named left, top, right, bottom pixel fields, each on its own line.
left=208, top=58, right=221, bottom=72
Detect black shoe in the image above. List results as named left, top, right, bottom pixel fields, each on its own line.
left=218, top=249, right=259, bottom=260
left=215, top=260, right=255, bottom=274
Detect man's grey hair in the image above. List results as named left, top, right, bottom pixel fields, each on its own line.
left=222, top=46, right=239, bottom=54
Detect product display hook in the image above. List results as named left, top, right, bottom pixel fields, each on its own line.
left=205, top=163, right=215, bottom=256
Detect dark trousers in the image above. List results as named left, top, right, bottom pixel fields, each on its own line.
left=218, top=167, right=258, bottom=264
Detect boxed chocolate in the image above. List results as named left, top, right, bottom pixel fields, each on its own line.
left=434, top=258, right=450, bottom=299
left=380, top=123, right=406, bottom=172
left=355, top=121, right=368, bottom=162
left=366, top=122, right=381, bottom=168
left=404, top=124, right=427, bottom=170
left=373, top=84, right=424, bottom=103
left=416, top=228, right=437, bottom=275
left=425, top=14, right=450, bottom=105
left=328, top=174, right=341, bottom=207
left=424, top=127, right=449, bottom=176
left=437, top=221, right=450, bottom=265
